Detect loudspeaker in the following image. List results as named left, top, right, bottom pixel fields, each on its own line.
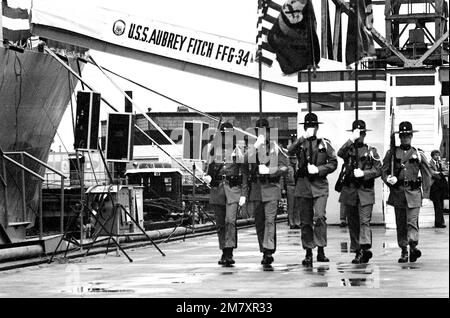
left=125, top=91, right=133, bottom=113
left=182, top=121, right=209, bottom=161
left=106, top=113, right=135, bottom=162
left=74, top=91, right=101, bottom=150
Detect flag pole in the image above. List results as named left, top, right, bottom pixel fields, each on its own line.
left=0, top=0, right=4, bottom=46
left=307, top=3, right=316, bottom=165
left=354, top=0, right=360, bottom=169
left=258, top=0, right=263, bottom=122
left=354, top=0, right=360, bottom=121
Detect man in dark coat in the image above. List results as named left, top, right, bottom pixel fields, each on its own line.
left=429, top=150, right=448, bottom=228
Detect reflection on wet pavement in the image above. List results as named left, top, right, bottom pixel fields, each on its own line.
left=0, top=219, right=448, bottom=298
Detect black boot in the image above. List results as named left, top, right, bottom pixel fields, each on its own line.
left=409, top=245, right=421, bottom=263
left=360, top=245, right=373, bottom=264
left=261, top=250, right=274, bottom=265
left=218, top=249, right=227, bottom=265
left=317, top=247, right=330, bottom=262
left=352, top=250, right=363, bottom=264
left=302, top=249, right=313, bottom=267
left=398, top=247, right=409, bottom=263
left=225, top=248, right=235, bottom=266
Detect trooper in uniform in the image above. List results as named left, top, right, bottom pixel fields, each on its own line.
left=381, top=121, right=432, bottom=263
left=247, top=118, right=288, bottom=266
left=203, top=122, right=248, bottom=266
left=288, top=113, right=338, bottom=266
left=337, top=120, right=382, bottom=264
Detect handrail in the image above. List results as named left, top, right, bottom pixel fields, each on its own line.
left=1, top=155, right=45, bottom=181
left=2, top=150, right=67, bottom=235
left=5, top=151, right=67, bottom=179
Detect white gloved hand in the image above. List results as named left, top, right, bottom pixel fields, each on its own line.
left=254, top=134, right=266, bottom=148
left=304, top=127, right=315, bottom=139
left=353, top=168, right=364, bottom=178
left=350, top=129, right=361, bottom=142
left=239, top=196, right=246, bottom=207
left=203, top=175, right=212, bottom=185
left=259, top=164, right=270, bottom=175
left=386, top=175, right=398, bottom=185
left=307, top=164, right=319, bottom=175
left=422, top=198, right=432, bottom=207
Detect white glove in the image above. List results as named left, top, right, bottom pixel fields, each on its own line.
left=350, top=129, right=361, bottom=142
left=386, top=175, right=397, bottom=186
left=353, top=168, right=364, bottom=178
left=203, top=174, right=212, bottom=185
left=422, top=198, right=432, bottom=207
left=254, top=134, right=266, bottom=148
left=304, top=127, right=315, bottom=139
left=258, top=164, right=270, bottom=175
left=307, top=164, right=319, bottom=175
left=239, top=196, right=246, bottom=207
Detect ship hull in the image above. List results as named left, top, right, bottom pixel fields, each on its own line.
left=0, top=46, right=79, bottom=241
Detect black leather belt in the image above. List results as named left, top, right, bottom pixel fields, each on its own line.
left=212, top=175, right=242, bottom=187
left=256, top=175, right=281, bottom=184
left=395, top=178, right=422, bottom=189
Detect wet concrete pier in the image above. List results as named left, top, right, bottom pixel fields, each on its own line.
left=0, top=216, right=448, bottom=298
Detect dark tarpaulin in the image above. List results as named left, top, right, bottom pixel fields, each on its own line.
left=267, top=0, right=320, bottom=75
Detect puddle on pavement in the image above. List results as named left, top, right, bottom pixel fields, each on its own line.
left=221, top=272, right=235, bottom=275
left=87, top=268, right=103, bottom=271
left=65, top=285, right=135, bottom=294
left=311, top=278, right=375, bottom=288
left=341, top=278, right=370, bottom=287
left=401, top=265, right=420, bottom=270
left=88, top=287, right=135, bottom=293
left=303, top=266, right=330, bottom=276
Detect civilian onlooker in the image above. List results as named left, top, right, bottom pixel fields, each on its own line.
left=429, top=150, right=449, bottom=228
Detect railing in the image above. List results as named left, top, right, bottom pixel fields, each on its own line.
left=0, top=148, right=66, bottom=240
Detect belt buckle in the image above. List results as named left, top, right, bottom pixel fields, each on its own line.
left=221, top=175, right=227, bottom=181
left=403, top=180, right=409, bottom=187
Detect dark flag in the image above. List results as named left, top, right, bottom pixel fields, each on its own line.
left=345, top=0, right=376, bottom=65
left=266, top=0, right=320, bottom=75
left=256, top=0, right=281, bottom=68
left=1, top=0, right=31, bottom=43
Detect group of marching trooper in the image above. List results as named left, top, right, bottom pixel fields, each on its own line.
left=202, top=113, right=433, bottom=267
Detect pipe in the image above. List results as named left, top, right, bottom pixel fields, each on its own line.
left=0, top=245, right=44, bottom=263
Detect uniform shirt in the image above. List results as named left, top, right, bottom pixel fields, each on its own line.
left=207, top=147, right=249, bottom=205
left=337, top=140, right=382, bottom=206
left=381, top=145, right=432, bottom=208
left=248, top=141, right=288, bottom=202
left=288, top=136, right=338, bottom=198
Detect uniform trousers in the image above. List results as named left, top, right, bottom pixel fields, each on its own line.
left=287, top=185, right=300, bottom=227
left=248, top=200, right=278, bottom=253
left=394, top=207, right=420, bottom=248
left=212, top=203, right=238, bottom=249
left=345, top=203, right=373, bottom=252
left=297, top=196, right=328, bottom=249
